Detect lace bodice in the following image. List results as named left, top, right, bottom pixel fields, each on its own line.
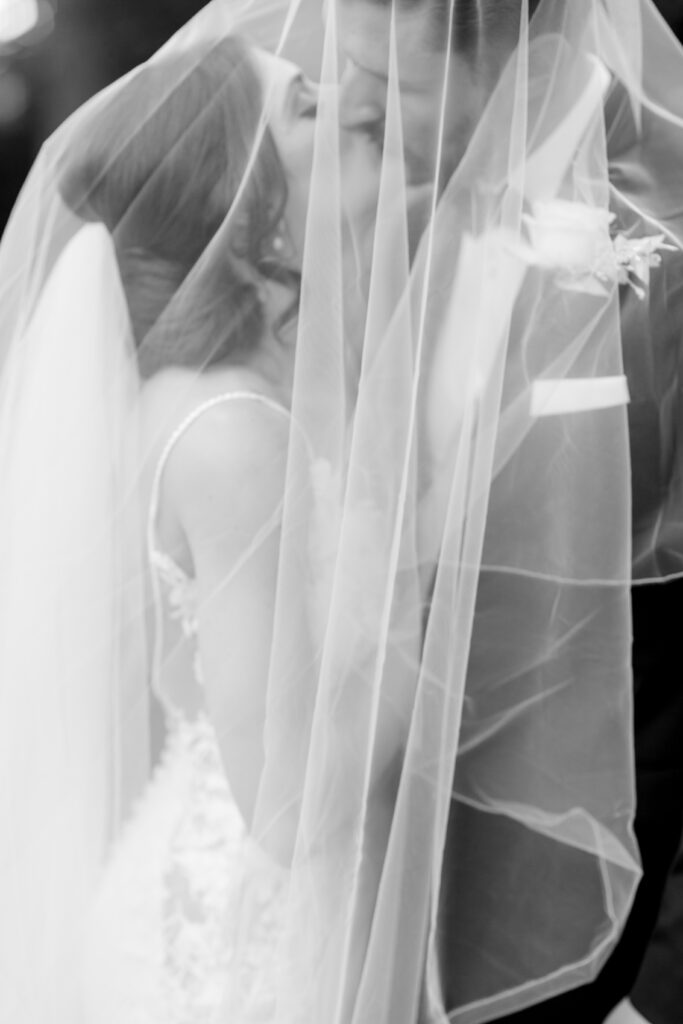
left=161, top=712, right=287, bottom=1024
left=150, top=551, right=199, bottom=640
left=84, top=703, right=289, bottom=1024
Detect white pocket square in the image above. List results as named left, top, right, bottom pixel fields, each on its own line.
left=530, top=375, right=630, bottom=417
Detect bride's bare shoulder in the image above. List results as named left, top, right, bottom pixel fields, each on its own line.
left=143, top=366, right=291, bottom=532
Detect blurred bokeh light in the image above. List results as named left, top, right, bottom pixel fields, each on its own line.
left=0, top=0, right=41, bottom=45
left=0, top=0, right=53, bottom=50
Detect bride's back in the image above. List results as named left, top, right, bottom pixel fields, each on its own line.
left=54, top=35, right=302, bottom=768
left=138, top=365, right=292, bottom=749
left=139, top=365, right=289, bottom=572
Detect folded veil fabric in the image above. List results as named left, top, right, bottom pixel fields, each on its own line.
left=1, top=1, right=683, bottom=1022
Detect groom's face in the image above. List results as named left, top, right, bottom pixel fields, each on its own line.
left=338, top=0, right=483, bottom=185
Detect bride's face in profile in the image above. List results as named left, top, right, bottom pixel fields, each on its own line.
left=254, top=52, right=318, bottom=260
left=254, top=50, right=384, bottom=260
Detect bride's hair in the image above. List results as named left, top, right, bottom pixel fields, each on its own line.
left=59, top=37, right=298, bottom=377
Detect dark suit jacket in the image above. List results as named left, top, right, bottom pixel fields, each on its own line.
left=439, top=581, right=683, bottom=1024
left=438, top=76, right=683, bottom=1024
left=632, top=832, right=683, bottom=1024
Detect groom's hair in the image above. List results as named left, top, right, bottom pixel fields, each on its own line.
left=370, top=0, right=543, bottom=58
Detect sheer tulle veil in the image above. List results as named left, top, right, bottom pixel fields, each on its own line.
left=1, top=0, right=683, bottom=1021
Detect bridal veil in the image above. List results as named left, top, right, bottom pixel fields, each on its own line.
left=1, top=0, right=682, bottom=1021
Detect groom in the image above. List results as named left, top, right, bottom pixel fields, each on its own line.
left=338, top=0, right=683, bottom=1022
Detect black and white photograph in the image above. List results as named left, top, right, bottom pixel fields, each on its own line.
left=1, top=1, right=682, bottom=1022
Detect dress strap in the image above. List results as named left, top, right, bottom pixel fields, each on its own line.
left=147, top=390, right=292, bottom=563
left=145, top=391, right=294, bottom=705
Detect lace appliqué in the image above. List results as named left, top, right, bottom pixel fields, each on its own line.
left=161, top=714, right=288, bottom=1024
left=161, top=713, right=244, bottom=1023
left=150, top=550, right=204, bottom=686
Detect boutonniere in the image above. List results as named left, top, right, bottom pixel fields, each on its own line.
left=513, top=199, right=676, bottom=299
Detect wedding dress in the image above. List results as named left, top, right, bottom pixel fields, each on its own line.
left=82, top=392, right=291, bottom=1024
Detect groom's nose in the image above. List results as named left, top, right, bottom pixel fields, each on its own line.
left=338, top=60, right=386, bottom=132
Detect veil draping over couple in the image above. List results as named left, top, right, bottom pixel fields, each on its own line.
left=1, top=0, right=683, bottom=1022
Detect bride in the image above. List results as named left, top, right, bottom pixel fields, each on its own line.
left=64, top=37, right=316, bottom=1023
left=60, top=32, right=388, bottom=1024
left=0, top=25, right=389, bottom=1024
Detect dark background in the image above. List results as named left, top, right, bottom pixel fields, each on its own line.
left=2, top=0, right=683, bottom=234
left=0, top=0, right=209, bottom=231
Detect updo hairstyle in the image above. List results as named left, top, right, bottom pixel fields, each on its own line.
left=59, top=36, right=299, bottom=377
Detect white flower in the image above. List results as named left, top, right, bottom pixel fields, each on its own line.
left=512, top=199, right=675, bottom=300
left=522, top=200, right=614, bottom=270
